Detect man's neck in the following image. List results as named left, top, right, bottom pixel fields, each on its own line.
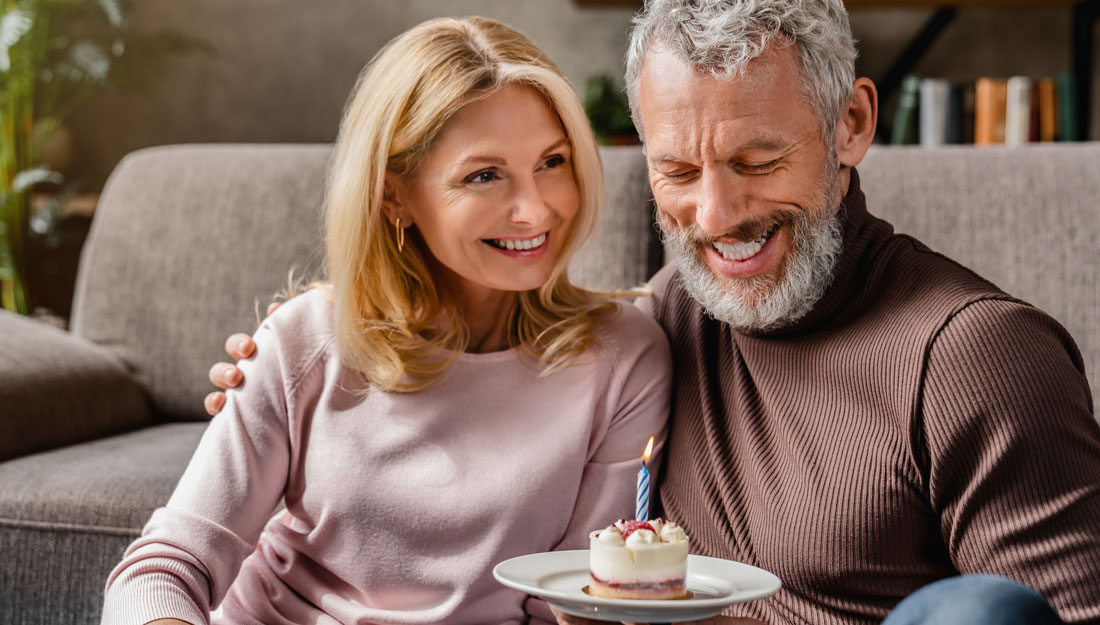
left=834, top=165, right=853, bottom=210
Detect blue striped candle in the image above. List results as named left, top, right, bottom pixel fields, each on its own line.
left=636, top=464, right=650, bottom=522
left=636, top=436, right=654, bottom=521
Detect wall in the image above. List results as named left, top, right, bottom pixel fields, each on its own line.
left=65, top=1, right=1094, bottom=181
left=66, top=0, right=636, bottom=182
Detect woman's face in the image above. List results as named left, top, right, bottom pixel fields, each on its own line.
left=394, top=84, right=581, bottom=301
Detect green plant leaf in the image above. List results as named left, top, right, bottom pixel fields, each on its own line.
left=12, top=166, right=63, bottom=192
left=0, top=7, right=33, bottom=72
left=68, top=39, right=110, bottom=81
left=96, top=0, right=122, bottom=28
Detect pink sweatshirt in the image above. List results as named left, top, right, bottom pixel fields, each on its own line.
left=101, top=289, right=672, bottom=625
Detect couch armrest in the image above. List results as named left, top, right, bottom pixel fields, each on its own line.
left=0, top=310, right=151, bottom=461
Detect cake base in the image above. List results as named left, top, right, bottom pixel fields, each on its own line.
left=587, top=574, right=689, bottom=600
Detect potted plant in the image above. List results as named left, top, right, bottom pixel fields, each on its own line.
left=583, top=73, right=638, bottom=145
left=0, top=0, right=207, bottom=314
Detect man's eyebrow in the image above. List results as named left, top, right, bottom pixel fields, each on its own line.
left=738, top=139, right=792, bottom=152
left=649, top=154, right=684, bottom=165
left=648, top=140, right=794, bottom=165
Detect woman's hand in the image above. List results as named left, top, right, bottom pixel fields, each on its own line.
left=203, top=301, right=281, bottom=415
left=549, top=607, right=607, bottom=625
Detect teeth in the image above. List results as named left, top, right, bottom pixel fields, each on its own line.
left=489, top=233, right=547, bottom=251
left=713, top=227, right=774, bottom=261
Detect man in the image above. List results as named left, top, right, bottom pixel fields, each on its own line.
left=208, top=1, right=1100, bottom=623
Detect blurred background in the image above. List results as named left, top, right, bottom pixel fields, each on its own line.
left=3, top=0, right=1096, bottom=320
left=65, top=0, right=1093, bottom=181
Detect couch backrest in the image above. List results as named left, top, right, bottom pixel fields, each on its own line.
left=73, top=142, right=1098, bottom=420
left=858, top=144, right=1099, bottom=411
left=70, top=144, right=661, bottom=421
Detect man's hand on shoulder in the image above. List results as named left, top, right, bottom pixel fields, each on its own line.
left=203, top=301, right=281, bottom=415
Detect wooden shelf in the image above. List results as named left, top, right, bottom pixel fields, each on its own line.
left=570, top=0, right=1097, bottom=138
left=574, top=0, right=1081, bottom=6
left=844, top=0, right=1080, bottom=6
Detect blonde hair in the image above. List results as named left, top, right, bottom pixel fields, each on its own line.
left=325, top=16, right=615, bottom=392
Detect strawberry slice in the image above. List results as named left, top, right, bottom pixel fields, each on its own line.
left=621, top=520, right=655, bottom=539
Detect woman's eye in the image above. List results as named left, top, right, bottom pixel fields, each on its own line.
left=465, top=169, right=498, bottom=184
left=542, top=154, right=566, bottom=169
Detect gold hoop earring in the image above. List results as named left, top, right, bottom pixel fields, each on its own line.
left=395, top=218, right=405, bottom=252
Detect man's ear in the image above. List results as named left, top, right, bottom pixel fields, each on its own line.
left=381, top=172, right=410, bottom=226
left=834, top=77, right=878, bottom=169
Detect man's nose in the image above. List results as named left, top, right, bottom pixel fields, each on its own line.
left=695, top=168, right=749, bottom=236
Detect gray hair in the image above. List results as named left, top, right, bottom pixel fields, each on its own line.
left=625, top=0, right=858, bottom=140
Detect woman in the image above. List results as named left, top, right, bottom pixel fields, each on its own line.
left=101, top=16, right=671, bottom=625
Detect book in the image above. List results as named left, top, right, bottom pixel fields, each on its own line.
left=1056, top=71, right=1079, bottom=142
left=891, top=74, right=921, bottom=145
left=1038, top=77, right=1057, bottom=142
left=919, top=78, right=951, bottom=146
left=1004, top=76, right=1031, bottom=146
left=975, top=77, right=1007, bottom=145
left=1028, top=80, right=1041, bottom=142
left=961, top=82, right=976, bottom=144
left=945, top=82, right=965, bottom=144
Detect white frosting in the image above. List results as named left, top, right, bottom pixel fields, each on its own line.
left=589, top=519, right=689, bottom=584
left=624, top=528, right=658, bottom=547
left=592, top=527, right=626, bottom=546
left=660, top=522, right=688, bottom=543
left=648, top=518, right=664, bottom=536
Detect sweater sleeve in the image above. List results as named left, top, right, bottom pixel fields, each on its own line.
left=921, top=298, right=1100, bottom=624
left=525, top=305, right=674, bottom=623
left=101, top=307, right=313, bottom=625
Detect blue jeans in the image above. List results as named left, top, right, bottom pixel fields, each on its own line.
left=882, top=574, right=1065, bottom=625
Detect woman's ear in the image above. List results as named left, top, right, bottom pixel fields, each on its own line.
left=381, top=172, right=410, bottom=226
left=834, top=77, right=878, bottom=169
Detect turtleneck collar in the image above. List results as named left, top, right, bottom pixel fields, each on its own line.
left=735, top=167, right=894, bottom=339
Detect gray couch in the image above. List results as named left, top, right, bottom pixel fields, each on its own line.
left=1, top=143, right=1097, bottom=624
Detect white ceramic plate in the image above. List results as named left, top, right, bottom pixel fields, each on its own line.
left=493, top=550, right=781, bottom=622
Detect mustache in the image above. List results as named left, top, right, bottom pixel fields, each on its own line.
left=661, top=209, right=804, bottom=246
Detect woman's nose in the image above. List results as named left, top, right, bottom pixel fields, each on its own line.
left=508, top=176, right=548, bottom=224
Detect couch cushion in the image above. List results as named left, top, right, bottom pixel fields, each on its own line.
left=859, top=144, right=1100, bottom=411
left=71, top=144, right=332, bottom=422
left=0, top=423, right=206, bottom=625
left=571, top=145, right=662, bottom=290
left=0, top=310, right=149, bottom=461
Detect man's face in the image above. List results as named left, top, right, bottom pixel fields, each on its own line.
left=638, top=44, right=844, bottom=330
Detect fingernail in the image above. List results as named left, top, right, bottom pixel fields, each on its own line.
left=238, top=339, right=250, bottom=353
left=225, top=369, right=239, bottom=384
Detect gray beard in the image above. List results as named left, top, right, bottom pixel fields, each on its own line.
left=659, top=195, right=844, bottom=333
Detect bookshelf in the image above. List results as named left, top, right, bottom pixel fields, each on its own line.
left=570, top=0, right=1100, bottom=140
left=864, top=0, right=1099, bottom=142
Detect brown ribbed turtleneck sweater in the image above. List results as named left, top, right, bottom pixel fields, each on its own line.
left=636, top=170, right=1100, bottom=625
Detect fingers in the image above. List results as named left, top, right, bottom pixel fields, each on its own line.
left=550, top=608, right=580, bottom=625
left=225, top=333, right=256, bottom=360
left=549, top=608, right=605, bottom=625
left=204, top=391, right=226, bottom=416
left=209, top=362, right=243, bottom=389
left=266, top=301, right=282, bottom=317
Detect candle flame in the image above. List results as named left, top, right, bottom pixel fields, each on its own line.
left=642, top=436, right=654, bottom=464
